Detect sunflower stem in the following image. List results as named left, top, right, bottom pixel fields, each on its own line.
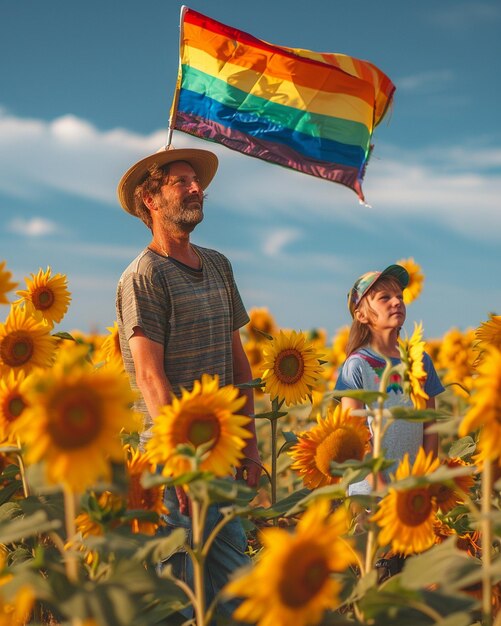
left=481, top=458, right=493, bottom=626
left=268, top=397, right=284, bottom=512
left=271, top=416, right=278, bottom=507
left=189, top=492, right=210, bottom=626
left=13, top=442, right=30, bottom=498
left=62, top=484, right=79, bottom=584
left=364, top=359, right=393, bottom=572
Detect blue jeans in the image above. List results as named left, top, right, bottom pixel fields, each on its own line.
left=157, top=487, right=249, bottom=623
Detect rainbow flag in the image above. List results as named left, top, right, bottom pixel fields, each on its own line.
left=171, top=8, right=395, bottom=202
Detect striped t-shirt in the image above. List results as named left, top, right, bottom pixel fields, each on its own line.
left=116, top=245, right=249, bottom=441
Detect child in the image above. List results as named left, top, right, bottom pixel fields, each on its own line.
left=335, top=264, right=444, bottom=491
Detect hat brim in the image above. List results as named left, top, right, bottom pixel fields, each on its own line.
left=379, top=264, right=410, bottom=290
left=117, top=147, right=219, bottom=215
left=348, top=264, right=410, bottom=317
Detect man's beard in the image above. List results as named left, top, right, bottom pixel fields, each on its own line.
left=161, top=196, right=204, bottom=232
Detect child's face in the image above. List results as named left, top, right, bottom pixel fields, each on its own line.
left=357, top=285, right=406, bottom=331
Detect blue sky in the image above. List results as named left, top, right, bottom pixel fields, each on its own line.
left=1, top=0, right=500, bottom=340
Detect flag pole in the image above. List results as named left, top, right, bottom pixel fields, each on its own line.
left=166, top=5, right=187, bottom=147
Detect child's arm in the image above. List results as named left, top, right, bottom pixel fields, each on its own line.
left=423, top=396, right=439, bottom=457
left=341, top=397, right=364, bottom=411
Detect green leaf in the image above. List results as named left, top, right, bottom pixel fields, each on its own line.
left=425, top=416, right=463, bottom=436
left=435, top=612, right=477, bottom=626
left=205, top=477, right=255, bottom=504
left=0, top=479, right=24, bottom=505
left=236, top=378, right=264, bottom=389
left=131, top=528, right=187, bottom=565
left=251, top=488, right=311, bottom=520
left=388, top=463, right=475, bottom=491
left=329, top=389, right=387, bottom=405
left=121, top=430, right=140, bottom=449
left=0, top=510, right=61, bottom=543
left=52, top=331, right=76, bottom=341
left=400, top=537, right=481, bottom=591
left=281, top=430, right=299, bottom=444
left=390, top=407, right=449, bottom=422
left=448, top=436, right=476, bottom=459
left=329, top=456, right=395, bottom=477
left=141, top=469, right=211, bottom=489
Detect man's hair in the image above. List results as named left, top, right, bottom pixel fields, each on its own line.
left=133, top=163, right=172, bottom=230
left=345, top=275, right=403, bottom=356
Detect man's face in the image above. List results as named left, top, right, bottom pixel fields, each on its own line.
left=155, top=161, right=204, bottom=232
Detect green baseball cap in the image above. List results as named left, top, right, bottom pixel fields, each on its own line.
left=348, top=264, right=409, bottom=317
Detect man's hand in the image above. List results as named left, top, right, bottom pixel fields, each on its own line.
left=235, top=448, right=262, bottom=488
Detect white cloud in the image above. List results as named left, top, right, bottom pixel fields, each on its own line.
left=397, top=70, right=454, bottom=93
left=0, top=110, right=166, bottom=206
left=6, top=216, right=62, bottom=237
left=1, top=110, right=500, bottom=242
left=429, top=2, right=501, bottom=29
left=262, top=228, right=302, bottom=256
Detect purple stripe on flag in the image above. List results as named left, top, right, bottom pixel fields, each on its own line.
left=175, top=111, right=364, bottom=200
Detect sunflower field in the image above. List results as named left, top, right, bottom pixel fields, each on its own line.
left=1, top=257, right=501, bottom=626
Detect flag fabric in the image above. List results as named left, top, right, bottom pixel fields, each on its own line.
left=171, top=7, right=395, bottom=202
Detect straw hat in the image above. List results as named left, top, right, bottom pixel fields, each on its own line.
left=117, top=145, right=219, bottom=216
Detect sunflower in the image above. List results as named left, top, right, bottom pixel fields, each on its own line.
left=146, top=374, right=251, bottom=478
left=396, top=257, right=424, bottom=305
left=225, top=499, right=357, bottom=626
left=459, top=346, right=501, bottom=464
left=126, top=447, right=167, bottom=535
left=474, top=314, right=501, bottom=366
left=331, top=325, right=350, bottom=369
left=75, top=490, right=125, bottom=537
left=0, top=586, right=34, bottom=626
left=424, top=337, right=442, bottom=364
left=0, top=371, right=31, bottom=441
left=0, top=262, right=18, bottom=306
left=96, top=321, right=123, bottom=368
left=245, top=307, right=277, bottom=342
left=476, top=314, right=501, bottom=350
left=372, top=448, right=440, bottom=556
left=430, top=457, right=475, bottom=513
left=0, top=305, right=56, bottom=377
left=398, top=322, right=429, bottom=409
left=260, top=330, right=325, bottom=406
left=16, top=266, right=71, bottom=326
left=16, top=346, right=138, bottom=491
left=289, top=405, right=371, bottom=489
left=436, top=327, right=476, bottom=398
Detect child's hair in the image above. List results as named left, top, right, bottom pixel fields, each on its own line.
left=345, top=275, right=404, bottom=356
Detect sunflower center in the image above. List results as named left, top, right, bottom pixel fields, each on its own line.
left=274, top=349, right=304, bottom=384
left=315, top=428, right=365, bottom=476
left=397, top=487, right=434, bottom=526
left=279, top=549, right=330, bottom=607
left=187, top=414, right=221, bottom=448
left=32, top=286, right=55, bottom=310
left=0, top=333, right=34, bottom=367
left=48, top=387, right=102, bottom=449
left=5, top=394, right=26, bottom=421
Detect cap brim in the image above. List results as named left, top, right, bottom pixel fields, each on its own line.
left=117, top=147, right=219, bottom=215
left=380, top=264, right=410, bottom=289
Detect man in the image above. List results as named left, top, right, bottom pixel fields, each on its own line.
left=115, top=145, right=261, bottom=620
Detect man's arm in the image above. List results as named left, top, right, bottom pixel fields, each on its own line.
left=129, top=327, right=195, bottom=513
left=232, top=330, right=262, bottom=487
left=128, top=327, right=173, bottom=417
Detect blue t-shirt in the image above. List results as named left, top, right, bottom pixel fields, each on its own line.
left=335, top=346, right=444, bottom=493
